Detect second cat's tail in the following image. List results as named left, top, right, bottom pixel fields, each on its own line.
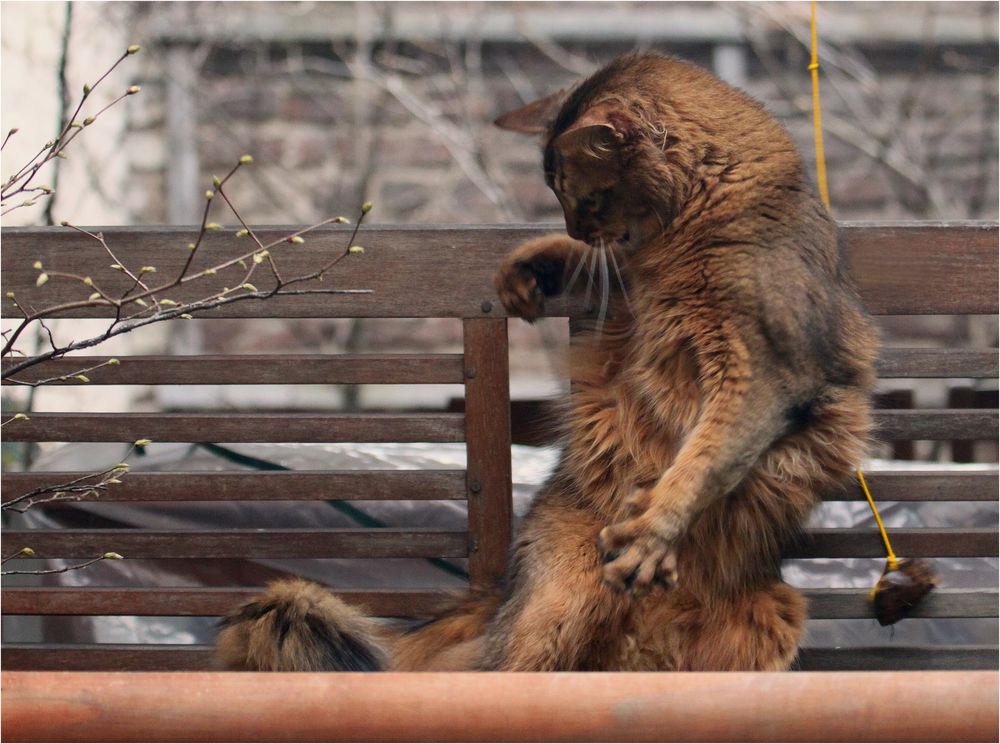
left=215, top=578, right=390, bottom=671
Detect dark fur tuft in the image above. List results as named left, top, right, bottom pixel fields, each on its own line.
left=214, top=579, right=389, bottom=671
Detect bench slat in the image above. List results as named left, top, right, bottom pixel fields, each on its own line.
left=3, top=469, right=995, bottom=505
left=788, top=528, right=998, bottom=558
left=0, top=588, right=451, bottom=617
left=1, top=412, right=466, bottom=443
left=3, top=410, right=992, bottom=443
left=4, top=643, right=994, bottom=671
left=4, top=348, right=995, bottom=385
left=874, top=410, right=998, bottom=441
left=2, top=529, right=469, bottom=559
left=877, top=348, right=999, bottom=379
left=1, top=354, right=465, bottom=385
left=2, top=470, right=468, bottom=503
left=3, top=587, right=994, bottom=619
left=4, top=527, right=993, bottom=560
left=3, top=223, right=996, bottom=318
left=797, top=646, right=999, bottom=672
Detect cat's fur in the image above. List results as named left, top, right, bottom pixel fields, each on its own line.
left=216, top=52, right=878, bottom=672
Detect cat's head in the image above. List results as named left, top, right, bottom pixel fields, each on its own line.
left=496, top=53, right=767, bottom=248
left=497, top=90, right=647, bottom=247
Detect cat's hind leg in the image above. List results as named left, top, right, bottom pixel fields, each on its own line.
left=660, top=580, right=807, bottom=672
left=480, top=501, right=632, bottom=671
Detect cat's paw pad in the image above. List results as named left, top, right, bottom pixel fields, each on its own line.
left=495, top=261, right=546, bottom=322
left=598, top=516, right=679, bottom=593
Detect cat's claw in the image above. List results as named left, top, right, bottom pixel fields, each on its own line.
left=598, top=517, right=679, bottom=593
left=495, top=261, right=546, bottom=322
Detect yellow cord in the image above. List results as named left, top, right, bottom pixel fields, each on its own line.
left=857, top=468, right=899, bottom=574
left=809, top=0, right=832, bottom=211
left=810, top=3, right=898, bottom=592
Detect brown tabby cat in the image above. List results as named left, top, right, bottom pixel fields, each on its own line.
left=216, top=52, right=878, bottom=672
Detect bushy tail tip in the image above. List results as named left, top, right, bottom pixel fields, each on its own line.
left=215, top=579, right=389, bottom=671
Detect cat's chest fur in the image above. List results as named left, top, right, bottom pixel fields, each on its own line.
left=563, top=313, right=702, bottom=516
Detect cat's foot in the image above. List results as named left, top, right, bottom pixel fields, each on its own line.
left=598, top=507, right=681, bottom=593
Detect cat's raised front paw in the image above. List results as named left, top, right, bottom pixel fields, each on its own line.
left=494, top=260, right=547, bottom=322
left=598, top=511, right=681, bottom=593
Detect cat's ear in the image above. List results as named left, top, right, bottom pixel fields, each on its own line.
left=552, top=123, right=621, bottom=160
left=494, top=89, right=568, bottom=134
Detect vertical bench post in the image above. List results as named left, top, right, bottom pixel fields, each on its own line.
left=463, top=317, right=513, bottom=589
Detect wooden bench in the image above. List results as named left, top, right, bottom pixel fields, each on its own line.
left=1, top=222, right=998, bottom=740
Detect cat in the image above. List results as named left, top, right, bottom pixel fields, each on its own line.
left=215, top=51, right=878, bottom=672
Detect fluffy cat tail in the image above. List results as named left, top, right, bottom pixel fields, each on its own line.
left=214, top=579, right=390, bottom=671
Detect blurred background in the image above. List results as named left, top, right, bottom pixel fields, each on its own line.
left=2, top=1, right=997, bottom=462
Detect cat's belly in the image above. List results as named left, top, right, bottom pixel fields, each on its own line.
left=563, top=339, right=701, bottom=516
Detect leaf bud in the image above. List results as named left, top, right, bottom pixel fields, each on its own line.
left=239, top=154, right=254, bottom=165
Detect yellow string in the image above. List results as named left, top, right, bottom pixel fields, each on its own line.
left=810, top=3, right=898, bottom=592
left=857, top=468, right=899, bottom=573
left=809, top=0, right=832, bottom=211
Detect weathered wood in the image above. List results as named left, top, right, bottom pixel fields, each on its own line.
left=2, top=354, right=466, bottom=385
left=463, top=318, right=513, bottom=589
left=874, top=410, right=997, bottom=440
left=3, top=222, right=996, bottom=318
left=798, top=646, right=999, bottom=672
left=877, top=348, right=999, bottom=379
left=1, top=412, right=466, bottom=443
left=2, top=470, right=467, bottom=503
left=3, top=469, right=994, bottom=506
left=1, top=529, right=468, bottom=559
left=801, top=588, right=999, bottom=619
left=788, top=528, right=998, bottom=559
left=3, top=644, right=995, bottom=672
left=3, top=587, right=993, bottom=620
left=0, top=588, right=453, bottom=617
left=4, top=670, right=998, bottom=742
left=839, top=221, right=998, bottom=315
left=823, top=469, right=999, bottom=502
left=5, top=528, right=991, bottom=560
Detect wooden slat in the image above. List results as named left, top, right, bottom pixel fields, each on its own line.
left=877, top=348, right=999, bottom=379
left=798, top=646, right=999, bottom=671
left=802, top=588, right=999, bottom=619
left=4, top=644, right=995, bottom=672
left=874, top=409, right=998, bottom=440
left=1, top=412, right=465, bottom=443
left=3, top=223, right=996, bottom=319
left=1, top=354, right=465, bottom=385
left=824, top=469, right=999, bottom=501
left=788, top=528, right=998, bottom=559
left=1, top=644, right=214, bottom=672
left=4, top=528, right=991, bottom=560
left=3, top=587, right=993, bottom=620
left=1, top=470, right=467, bottom=503
left=3, top=469, right=993, bottom=507
left=1, top=529, right=468, bottom=559
left=463, top=318, right=513, bottom=589
left=840, top=221, right=998, bottom=315
left=0, top=588, right=452, bottom=617
left=5, top=348, right=994, bottom=385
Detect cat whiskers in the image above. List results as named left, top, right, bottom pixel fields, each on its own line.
left=565, top=243, right=594, bottom=296
left=607, top=243, right=634, bottom=318
left=595, top=238, right=611, bottom=337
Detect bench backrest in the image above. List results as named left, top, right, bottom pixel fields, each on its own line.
left=2, top=222, right=997, bottom=671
